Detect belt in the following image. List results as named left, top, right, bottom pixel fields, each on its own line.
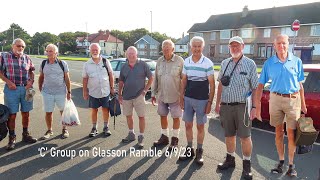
left=15, top=83, right=27, bottom=86
left=273, top=92, right=298, bottom=98
left=221, top=102, right=245, bottom=106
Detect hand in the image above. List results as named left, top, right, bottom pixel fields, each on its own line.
left=141, top=90, right=147, bottom=97
left=179, top=96, right=184, bottom=110
left=205, top=102, right=212, bottom=114
left=67, top=92, right=71, bottom=100
left=118, top=95, right=123, bottom=105
left=7, top=81, right=17, bottom=90
left=214, top=104, right=220, bottom=115
left=250, top=108, right=257, bottom=120
left=255, top=105, right=262, bottom=121
left=83, top=92, right=88, bottom=100
left=110, top=88, right=115, bottom=96
left=151, top=97, right=156, bottom=106
left=301, top=106, right=307, bottom=115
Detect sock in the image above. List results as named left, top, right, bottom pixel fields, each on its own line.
left=243, top=155, right=251, bottom=160
left=289, top=164, right=294, bottom=168
left=139, top=132, right=144, bottom=136
left=161, top=128, right=169, bottom=136
left=172, top=129, right=180, bottom=137
left=280, top=160, right=284, bottom=165
left=187, top=141, right=193, bottom=147
left=92, top=123, right=97, bottom=129
left=197, top=143, right=203, bottom=149
left=9, top=130, right=15, bottom=136
left=129, top=129, right=134, bottom=133
left=104, top=122, right=109, bottom=128
left=23, top=128, right=28, bottom=133
left=227, top=152, right=235, bottom=157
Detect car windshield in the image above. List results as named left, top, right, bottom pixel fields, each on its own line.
left=146, top=61, right=156, bottom=71
left=110, top=61, right=118, bottom=71
left=303, top=71, right=320, bottom=92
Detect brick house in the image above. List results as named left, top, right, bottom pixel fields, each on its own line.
left=134, top=35, right=160, bottom=59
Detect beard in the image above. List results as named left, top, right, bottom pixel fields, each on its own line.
left=92, top=54, right=99, bottom=58
left=230, top=52, right=241, bottom=59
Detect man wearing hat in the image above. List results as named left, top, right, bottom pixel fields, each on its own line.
left=215, top=36, right=259, bottom=180
left=0, top=38, right=37, bottom=150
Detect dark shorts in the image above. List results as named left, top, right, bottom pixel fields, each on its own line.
left=219, top=103, right=251, bottom=138
left=89, top=95, right=110, bottom=109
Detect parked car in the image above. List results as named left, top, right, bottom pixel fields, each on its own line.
left=109, top=58, right=156, bottom=92
left=101, top=55, right=113, bottom=60
left=260, top=64, right=320, bottom=130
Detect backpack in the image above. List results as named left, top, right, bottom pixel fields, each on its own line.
left=102, top=58, right=109, bottom=74
left=41, top=59, right=64, bottom=72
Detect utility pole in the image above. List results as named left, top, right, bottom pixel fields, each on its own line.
left=12, top=28, right=15, bottom=42
left=86, top=22, right=89, bottom=56
left=150, top=11, right=153, bottom=59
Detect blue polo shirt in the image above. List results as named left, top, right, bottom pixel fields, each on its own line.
left=259, top=52, right=304, bottom=94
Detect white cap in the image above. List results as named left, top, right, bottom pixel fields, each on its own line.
left=229, top=36, right=244, bottom=44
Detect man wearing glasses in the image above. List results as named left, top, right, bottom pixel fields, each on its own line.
left=0, top=38, right=37, bottom=150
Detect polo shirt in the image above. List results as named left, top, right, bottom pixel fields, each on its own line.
left=259, top=52, right=304, bottom=94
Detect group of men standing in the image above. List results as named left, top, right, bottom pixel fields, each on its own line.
left=0, top=33, right=306, bottom=179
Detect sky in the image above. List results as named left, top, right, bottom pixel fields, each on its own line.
left=0, top=0, right=319, bottom=39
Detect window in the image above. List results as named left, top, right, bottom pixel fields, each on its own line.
left=243, top=44, right=254, bottom=54
left=281, top=27, right=296, bottom=37
left=210, top=32, right=216, bottom=40
left=137, top=44, right=145, bottom=49
left=220, top=30, right=231, bottom=39
left=314, top=44, right=320, bottom=55
left=220, top=45, right=229, bottom=54
left=311, top=25, right=320, bottom=36
left=138, top=51, right=145, bottom=55
left=150, top=44, right=157, bottom=49
left=194, top=33, right=203, bottom=37
left=241, top=29, right=254, bottom=38
left=258, top=45, right=266, bottom=57
left=180, top=45, right=183, bottom=49
left=264, top=29, right=271, bottom=38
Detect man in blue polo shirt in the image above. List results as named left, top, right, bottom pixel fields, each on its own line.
left=256, top=34, right=307, bottom=177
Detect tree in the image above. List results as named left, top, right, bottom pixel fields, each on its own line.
left=0, top=23, right=32, bottom=52
left=31, top=32, right=59, bottom=55
left=58, top=32, right=77, bottom=54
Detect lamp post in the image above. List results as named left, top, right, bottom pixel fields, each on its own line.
left=12, top=28, right=15, bottom=42
left=150, top=10, right=153, bottom=59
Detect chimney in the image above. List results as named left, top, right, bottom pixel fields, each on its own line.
left=242, top=5, right=249, bottom=18
left=98, top=30, right=104, bottom=34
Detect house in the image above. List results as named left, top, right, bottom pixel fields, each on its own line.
left=188, top=2, right=320, bottom=63
left=76, top=30, right=124, bottom=57
left=134, top=35, right=160, bottom=59
left=175, top=35, right=189, bottom=55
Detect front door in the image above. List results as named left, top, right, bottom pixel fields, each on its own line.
left=301, top=49, right=312, bottom=64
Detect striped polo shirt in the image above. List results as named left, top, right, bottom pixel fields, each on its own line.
left=182, top=55, right=214, bottom=100
left=218, top=55, right=259, bottom=103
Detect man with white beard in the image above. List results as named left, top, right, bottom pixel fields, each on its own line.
left=214, top=36, right=259, bottom=180
left=82, top=43, right=115, bottom=137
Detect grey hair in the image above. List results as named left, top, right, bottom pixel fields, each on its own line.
left=190, top=36, right=205, bottom=47
left=162, top=39, right=175, bottom=49
left=46, top=44, right=59, bottom=53
left=274, top=34, right=289, bottom=43
left=89, top=43, right=101, bottom=51
left=12, top=38, right=25, bottom=45
left=127, top=46, right=138, bottom=54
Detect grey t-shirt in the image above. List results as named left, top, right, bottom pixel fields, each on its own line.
left=119, top=60, right=152, bottom=100
left=39, top=60, right=69, bottom=95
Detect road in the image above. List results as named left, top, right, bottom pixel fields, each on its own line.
left=0, top=58, right=319, bottom=180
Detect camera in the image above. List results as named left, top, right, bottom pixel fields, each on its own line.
left=221, top=75, right=231, bottom=86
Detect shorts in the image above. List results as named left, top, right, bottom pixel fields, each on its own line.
left=4, top=85, right=33, bottom=114
left=157, top=100, right=182, bottom=118
left=89, top=95, right=110, bottom=109
left=220, top=103, right=251, bottom=138
left=182, top=96, right=208, bottom=125
left=269, top=93, right=301, bottom=130
left=42, top=91, right=66, bottom=112
left=122, top=94, right=145, bottom=117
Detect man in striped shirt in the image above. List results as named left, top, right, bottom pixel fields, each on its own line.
left=215, top=36, right=258, bottom=180
left=178, top=36, right=215, bottom=165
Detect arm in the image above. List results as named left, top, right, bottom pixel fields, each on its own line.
left=142, top=75, right=153, bottom=96
left=255, top=83, right=265, bottom=120
left=118, top=80, right=124, bottom=104
left=38, top=72, right=44, bottom=92
left=64, top=72, right=71, bottom=100
left=151, top=63, right=159, bottom=106
left=206, top=74, right=215, bottom=114
left=250, top=88, right=258, bottom=120
left=299, top=82, right=307, bottom=114
left=0, top=71, right=16, bottom=90
left=106, top=60, right=115, bottom=95
left=82, top=77, right=89, bottom=100
left=214, top=81, right=222, bottom=114
left=179, top=74, right=187, bottom=110
left=25, top=71, right=35, bottom=89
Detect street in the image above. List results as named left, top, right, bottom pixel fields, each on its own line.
left=0, top=58, right=319, bottom=180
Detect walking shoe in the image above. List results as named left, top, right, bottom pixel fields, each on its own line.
left=242, top=160, right=253, bottom=180
left=22, top=131, right=37, bottom=143
left=153, top=134, right=169, bottom=147
left=6, top=135, right=16, bottom=151
left=103, top=127, right=111, bottom=136
left=137, top=135, right=144, bottom=149
left=61, top=129, right=69, bottom=139
left=217, top=154, right=236, bottom=170
left=167, top=137, right=179, bottom=152
left=122, top=132, right=136, bottom=143
left=286, top=164, right=297, bottom=177
left=178, top=146, right=195, bottom=161
left=41, top=130, right=53, bottom=140
left=195, top=148, right=204, bottom=165
left=271, top=162, right=284, bottom=174
left=89, top=128, right=98, bottom=137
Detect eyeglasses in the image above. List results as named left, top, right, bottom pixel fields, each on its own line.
left=15, top=45, right=25, bottom=48
left=46, top=50, right=54, bottom=53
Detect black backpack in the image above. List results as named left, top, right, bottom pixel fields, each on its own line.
left=41, top=59, right=64, bottom=72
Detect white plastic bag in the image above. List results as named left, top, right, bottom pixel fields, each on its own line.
left=61, top=100, right=81, bottom=126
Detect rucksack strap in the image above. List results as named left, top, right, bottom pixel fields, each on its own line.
left=42, top=59, right=64, bottom=72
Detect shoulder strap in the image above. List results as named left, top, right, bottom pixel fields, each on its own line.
left=102, top=58, right=109, bottom=74
left=41, top=59, right=47, bottom=71
left=57, top=59, right=64, bottom=72
left=222, top=59, right=232, bottom=76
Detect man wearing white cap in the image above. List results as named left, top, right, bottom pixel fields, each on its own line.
left=215, top=36, right=259, bottom=180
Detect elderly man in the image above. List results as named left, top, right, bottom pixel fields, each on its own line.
left=38, top=44, right=71, bottom=139
left=119, top=46, right=153, bottom=149
left=82, top=43, right=114, bottom=137
left=256, top=34, right=307, bottom=177
left=151, top=39, right=184, bottom=150
left=0, top=38, right=37, bottom=150
left=215, top=36, right=258, bottom=180
left=178, top=36, right=215, bottom=165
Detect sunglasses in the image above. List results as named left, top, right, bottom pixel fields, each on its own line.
left=15, top=45, right=25, bottom=48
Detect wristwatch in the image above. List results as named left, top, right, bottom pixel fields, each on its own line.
left=68, top=91, right=71, bottom=94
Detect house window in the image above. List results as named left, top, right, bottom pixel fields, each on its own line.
left=137, top=44, right=145, bottom=49
left=281, top=27, right=296, bottom=37
left=313, top=44, right=320, bottom=55
left=150, top=45, right=157, bottom=49
left=99, top=42, right=104, bottom=47
left=180, top=45, right=183, bottom=49
left=194, top=33, right=203, bottom=37
left=138, top=51, right=145, bottom=55
left=220, top=30, right=231, bottom=39
left=243, top=44, right=254, bottom=54
left=220, top=45, right=229, bottom=54
left=263, top=29, right=271, bottom=38
left=241, top=29, right=254, bottom=38
left=258, top=45, right=266, bottom=57
left=311, top=25, right=320, bottom=36
left=210, top=32, right=216, bottom=40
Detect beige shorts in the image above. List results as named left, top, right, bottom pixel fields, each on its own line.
left=269, top=93, right=301, bottom=129
left=122, top=94, right=146, bottom=117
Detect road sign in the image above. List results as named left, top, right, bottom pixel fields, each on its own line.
left=291, top=19, right=300, bottom=31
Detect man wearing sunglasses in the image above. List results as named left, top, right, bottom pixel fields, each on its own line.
left=0, top=38, right=37, bottom=150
